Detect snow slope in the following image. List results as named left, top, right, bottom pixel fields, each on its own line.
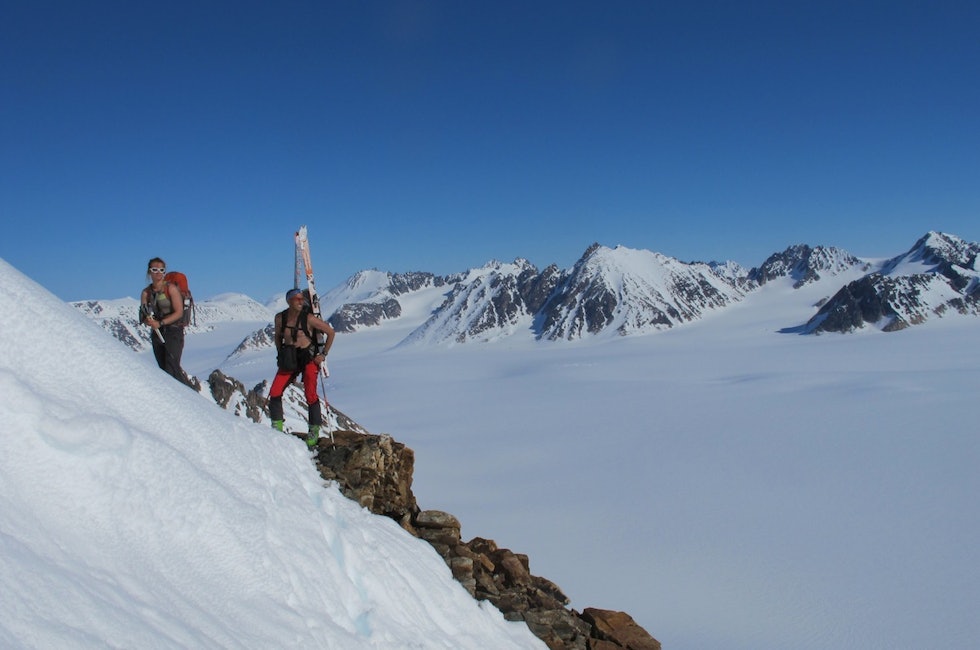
left=0, top=257, right=543, bottom=650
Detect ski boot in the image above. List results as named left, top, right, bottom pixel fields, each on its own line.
left=306, top=425, right=320, bottom=449
left=271, top=419, right=284, bottom=432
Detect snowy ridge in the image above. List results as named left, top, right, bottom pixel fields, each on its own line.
left=0, top=257, right=543, bottom=650
left=747, top=244, right=868, bottom=288
left=540, top=244, right=744, bottom=339
left=880, top=230, right=979, bottom=275
left=804, top=273, right=972, bottom=333
left=802, top=232, right=980, bottom=333
left=402, top=260, right=538, bottom=345
left=320, top=270, right=449, bottom=333
left=75, top=231, right=980, bottom=352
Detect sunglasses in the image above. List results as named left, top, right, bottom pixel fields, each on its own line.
left=149, top=267, right=166, bottom=273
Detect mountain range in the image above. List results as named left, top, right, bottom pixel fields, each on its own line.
left=74, top=231, right=979, bottom=355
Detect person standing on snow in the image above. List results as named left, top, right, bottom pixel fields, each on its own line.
left=140, top=257, right=194, bottom=388
left=268, top=288, right=335, bottom=448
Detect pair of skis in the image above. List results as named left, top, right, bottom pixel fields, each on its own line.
left=294, top=225, right=334, bottom=445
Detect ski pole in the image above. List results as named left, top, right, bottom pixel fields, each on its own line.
left=316, top=365, right=334, bottom=445
left=141, top=304, right=165, bottom=343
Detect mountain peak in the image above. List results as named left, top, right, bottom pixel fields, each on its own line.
left=747, top=244, right=865, bottom=288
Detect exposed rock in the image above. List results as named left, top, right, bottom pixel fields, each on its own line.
left=803, top=271, right=979, bottom=334
left=520, top=263, right=564, bottom=313
left=387, top=271, right=447, bottom=295
left=582, top=608, right=662, bottom=650
left=747, top=244, right=865, bottom=289
left=538, top=244, right=743, bottom=340
left=227, top=323, right=275, bottom=358
left=314, top=431, right=418, bottom=527
left=310, top=430, right=660, bottom=650
left=404, top=259, right=540, bottom=344
left=329, top=297, right=402, bottom=332
left=208, top=369, right=267, bottom=423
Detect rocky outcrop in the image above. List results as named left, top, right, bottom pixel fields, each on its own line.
left=310, top=431, right=661, bottom=650
left=329, top=298, right=402, bottom=332
left=803, top=269, right=980, bottom=334
left=208, top=369, right=267, bottom=422
left=747, top=244, right=865, bottom=288
left=314, top=431, right=417, bottom=526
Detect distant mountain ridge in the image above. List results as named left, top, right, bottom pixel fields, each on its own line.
left=802, top=232, right=979, bottom=333
left=75, top=231, right=980, bottom=351
left=319, top=231, right=978, bottom=342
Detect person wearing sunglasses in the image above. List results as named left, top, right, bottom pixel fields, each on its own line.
left=139, top=257, right=194, bottom=388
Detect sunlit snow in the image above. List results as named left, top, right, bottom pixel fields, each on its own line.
left=0, top=257, right=544, bottom=650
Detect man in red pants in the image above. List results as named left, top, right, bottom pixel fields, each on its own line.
left=268, top=288, right=336, bottom=448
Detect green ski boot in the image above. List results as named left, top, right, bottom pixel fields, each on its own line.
left=271, top=419, right=284, bottom=432
left=306, top=425, right=320, bottom=449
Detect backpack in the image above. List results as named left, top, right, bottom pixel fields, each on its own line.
left=164, top=271, right=195, bottom=327
left=276, top=308, right=322, bottom=370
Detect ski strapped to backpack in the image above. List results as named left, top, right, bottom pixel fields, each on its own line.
left=295, top=225, right=333, bottom=444
left=294, top=227, right=329, bottom=377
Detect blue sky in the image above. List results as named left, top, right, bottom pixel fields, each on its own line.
left=2, top=1, right=978, bottom=302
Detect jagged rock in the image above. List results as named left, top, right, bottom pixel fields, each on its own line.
left=522, top=608, right=591, bottom=650
left=227, top=323, right=275, bottom=358
left=415, top=510, right=462, bottom=552
left=207, top=369, right=267, bottom=423
left=313, top=431, right=418, bottom=527
left=387, top=271, right=447, bottom=295
left=520, top=263, right=564, bottom=313
left=329, top=298, right=402, bottom=332
left=311, top=430, right=660, bottom=650
left=747, top=244, right=864, bottom=288
left=581, top=608, right=662, bottom=650
left=803, top=271, right=978, bottom=333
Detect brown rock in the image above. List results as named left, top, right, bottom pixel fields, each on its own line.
left=309, top=430, right=661, bottom=650
left=581, top=608, right=661, bottom=650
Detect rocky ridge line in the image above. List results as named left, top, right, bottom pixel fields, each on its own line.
left=312, top=430, right=661, bottom=650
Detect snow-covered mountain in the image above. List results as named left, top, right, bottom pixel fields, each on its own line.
left=310, top=231, right=979, bottom=342
left=315, top=244, right=749, bottom=345
left=537, top=243, right=745, bottom=340
left=746, top=244, right=869, bottom=289
left=320, top=270, right=449, bottom=333
left=402, top=259, right=543, bottom=345
left=802, top=232, right=980, bottom=333
left=75, top=231, right=980, bottom=353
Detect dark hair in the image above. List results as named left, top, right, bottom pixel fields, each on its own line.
left=146, top=257, right=167, bottom=282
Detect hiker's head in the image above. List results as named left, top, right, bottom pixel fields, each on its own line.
left=147, top=257, right=167, bottom=281
left=286, top=288, right=305, bottom=307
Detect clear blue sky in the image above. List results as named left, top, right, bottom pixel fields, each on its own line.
left=2, top=1, right=978, bottom=302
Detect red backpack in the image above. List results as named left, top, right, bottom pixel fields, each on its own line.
left=164, top=271, right=195, bottom=327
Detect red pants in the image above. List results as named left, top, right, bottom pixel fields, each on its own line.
left=268, top=361, right=324, bottom=426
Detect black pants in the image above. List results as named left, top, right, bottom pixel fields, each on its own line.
left=152, top=326, right=194, bottom=387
